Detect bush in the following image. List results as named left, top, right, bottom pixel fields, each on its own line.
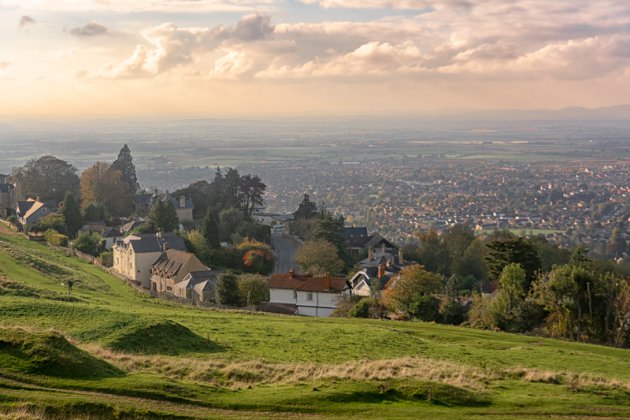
left=44, top=229, right=68, bottom=247
left=73, top=232, right=102, bottom=256
left=237, top=274, right=269, bottom=306
left=215, top=273, right=240, bottom=306
left=38, top=213, right=67, bottom=235
left=99, top=251, right=113, bottom=267
left=348, top=298, right=371, bottom=318
left=7, top=215, right=16, bottom=224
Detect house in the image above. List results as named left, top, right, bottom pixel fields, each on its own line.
left=112, top=234, right=163, bottom=288
left=80, top=222, right=122, bottom=250
left=252, top=212, right=294, bottom=226
left=172, top=195, right=194, bottom=223
left=171, top=270, right=220, bottom=303
left=0, top=182, right=16, bottom=218
left=346, top=247, right=409, bottom=297
left=16, top=198, right=53, bottom=227
left=120, top=220, right=143, bottom=235
left=157, top=231, right=187, bottom=251
left=268, top=269, right=348, bottom=317
left=150, top=249, right=210, bottom=296
left=342, top=228, right=397, bottom=257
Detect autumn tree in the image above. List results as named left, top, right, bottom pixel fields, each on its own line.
left=295, top=239, right=344, bottom=275
left=383, top=264, right=444, bottom=321
left=12, top=155, right=80, bottom=203
left=80, top=162, right=134, bottom=217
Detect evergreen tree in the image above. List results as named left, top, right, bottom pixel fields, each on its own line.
left=149, top=198, right=179, bottom=232
left=293, top=194, right=318, bottom=220
left=202, top=209, right=221, bottom=249
left=61, top=192, right=83, bottom=239
left=111, top=144, right=139, bottom=194
left=486, top=237, right=541, bottom=291
left=215, top=273, right=240, bottom=306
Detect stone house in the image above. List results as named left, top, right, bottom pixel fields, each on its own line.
left=112, top=234, right=163, bottom=288
left=150, top=249, right=210, bottom=296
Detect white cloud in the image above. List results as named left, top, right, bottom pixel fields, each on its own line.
left=210, top=50, right=254, bottom=79
left=2, top=0, right=274, bottom=13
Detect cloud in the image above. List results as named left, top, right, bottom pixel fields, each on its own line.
left=70, top=22, right=108, bottom=37
left=1, top=0, right=275, bottom=13
left=19, top=15, right=36, bottom=27
left=301, top=0, right=472, bottom=9
left=98, top=13, right=273, bottom=78
left=0, top=59, right=11, bottom=70
left=92, top=2, right=630, bottom=83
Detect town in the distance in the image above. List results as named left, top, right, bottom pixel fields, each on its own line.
left=1, top=135, right=628, bottom=347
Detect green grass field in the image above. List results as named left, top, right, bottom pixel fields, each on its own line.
left=1, top=228, right=629, bottom=418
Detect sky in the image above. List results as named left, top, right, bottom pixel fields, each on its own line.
left=1, top=0, right=630, bottom=117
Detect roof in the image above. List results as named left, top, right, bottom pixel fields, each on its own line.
left=128, top=235, right=162, bottom=253
left=134, top=193, right=153, bottom=206
left=102, top=227, right=122, bottom=238
left=159, top=232, right=187, bottom=251
left=120, top=220, right=143, bottom=233
left=171, top=196, right=194, bottom=209
left=342, top=227, right=368, bottom=239
left=17, top=200, right=35, bottom=216
left=269, top=272, right=346, bottom=293
left=151, top=249, right=208, bottom=280
left=23, top=201, right=47, bottom=221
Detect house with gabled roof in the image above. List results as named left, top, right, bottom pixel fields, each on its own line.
left=268, top=269, right=348, bottom=317
left=0, top=182, right=16, bottom=218
left=150, top=249, right=210, bottom=295
left=112, top=234, right=163, bottom=288
left=16, top=198, right=53, bottom=227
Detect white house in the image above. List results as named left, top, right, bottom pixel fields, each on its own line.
left=268, top=269, right=348, bottom=317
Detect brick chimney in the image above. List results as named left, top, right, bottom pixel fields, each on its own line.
left=179, top=195, right=186, bottom=209
left=377, top=263, right=385, bottom=280
left=368, top=247, right=374, bottom=261
left=323, top=272, right=330, bottom=290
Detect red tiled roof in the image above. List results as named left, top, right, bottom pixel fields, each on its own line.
left=268, top=273, right=346, bottom=293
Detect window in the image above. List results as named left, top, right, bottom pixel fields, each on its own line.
left=306, top=292, right=313, bottom=301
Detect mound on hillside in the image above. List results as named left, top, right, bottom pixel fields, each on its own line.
left=104, top=320, right=223, bottom=355
left=0, top=328, right=122, bottom=379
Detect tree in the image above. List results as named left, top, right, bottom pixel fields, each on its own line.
left=35, top=213, right=67, bottom=235
left=202, top=210, right=221, bottom=249
left=110, top=144, right=139, bottom=194
left=237, top=274, right=269, bottom=306
left=218, top=207, right=245, bottom=243
left=295, top=239, right=344, bottom=275
left=73, top=231, right=102, bottom=256
left=488, top=263, right=537, bottom=332
left=148, top=198, right=179, bottom=232
left=80, top=162, right=134, bottom=217
left=61, top=192, right=83, bottom=239
left=415, top=230, right=450, bottom=275
left=236, top=239, right=274, bottom=274
left=293, top=194, right=318, bottom=220
left=239, top=174, right=266, bottom=216
left=382, top=264, right=444, bottom=320
left=215, top=273, right=240, bottom=306
left=83, top=202, right=106, bottom=222
left=311, top=212, right=347, bottom=264
left=184, top=230, right=210, bottom=265
left=440, top=275, right=467, bottom=325
left=12, top=155, right=80, bottom=204
left=486, top=237, right=541, bottom=291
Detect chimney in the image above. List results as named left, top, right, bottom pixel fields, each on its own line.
left=368, top=247, right=374, bottom=261
left=381, top=243, right=386, bottom=253
left=398, top=248, right=404, bottom=265
left=377, top=263, right=385, bottom=280
left=323, top=272, right=330, bottom=290
left=179, top=195, right=186, bottom=209
left=289, top=268, right=295, bottom=278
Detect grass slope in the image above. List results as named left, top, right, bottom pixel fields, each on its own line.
left=0, top=228, right=629, bottom=418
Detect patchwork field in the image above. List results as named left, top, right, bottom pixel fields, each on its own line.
left=0, top=228, right=629, bottom=418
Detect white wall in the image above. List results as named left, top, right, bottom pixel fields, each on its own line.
left=270, top=288, right=296, bottom=304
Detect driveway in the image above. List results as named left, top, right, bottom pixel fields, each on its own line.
left=271, top=233, right=302, bottom=274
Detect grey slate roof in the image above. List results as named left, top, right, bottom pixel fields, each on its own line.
left=129, top=236, right=162, bottom=253
left=159, top=232, right=187, bottom=251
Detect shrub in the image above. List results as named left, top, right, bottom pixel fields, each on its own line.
left=44, top=229, right=69, bottom=247
left=73, top=232, right=102, bottom=256
left=237, top=274, right=269, bottom=306
left=348, top=298, right=371, bottom=318
left=215, top=273, right=240, bottom=306
left=99, top=251, right=113, bottom=267
left=7, top=215, right=16, bottom=224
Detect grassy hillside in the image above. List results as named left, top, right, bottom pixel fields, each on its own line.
left=0, top=228, right=629, bottom=419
